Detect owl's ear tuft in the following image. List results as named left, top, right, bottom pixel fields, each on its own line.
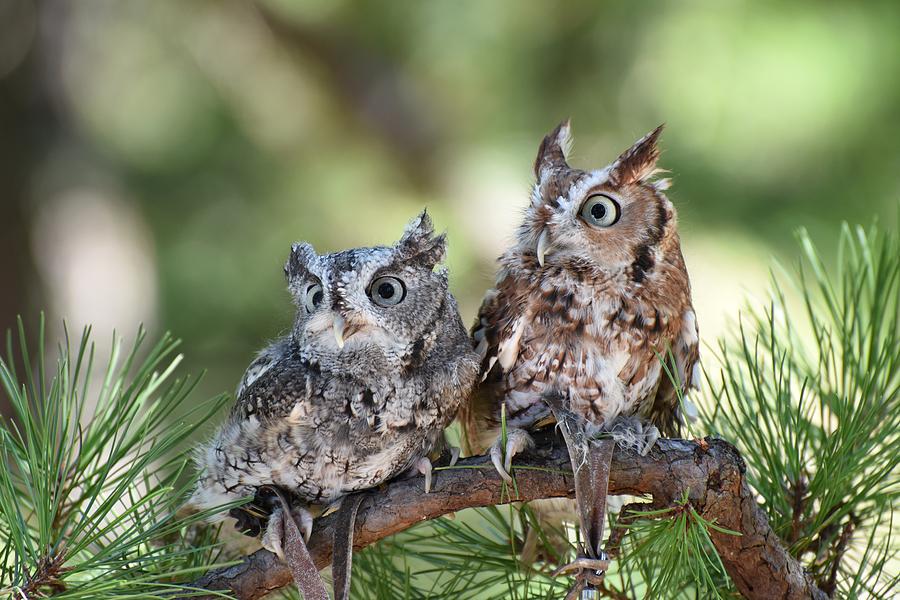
left=534, top=119, right=572, bottom=179
left=610, top=124, right=664, bottom=186
left=397, top=211, right=447, bottom=268
left=285, top=242, right=317, bottom=284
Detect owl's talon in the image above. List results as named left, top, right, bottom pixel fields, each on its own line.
left=300, top=512, right=313, bottom=542
left=490, top=443, right=512, bottom=483
left=415, top=457, right=433, bottom=493
left=489, top=428, right=534, bottom=484
left=448, top=446, right=460, bottom=468
left=641, top=424, right=660, bottom=456
left=261, top=507, right=286, bottom=559
left=262, top=504, right=314, bottom=559
left=321, top=497, right=343, bottom=517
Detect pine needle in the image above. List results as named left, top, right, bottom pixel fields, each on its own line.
left=0, top=319, right=235, bottom=599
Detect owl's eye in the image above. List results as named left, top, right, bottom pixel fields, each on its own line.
left=304, top=283, right=324, bottom=313
left=580, top=195, right=620, bottom=227
left=369, top=276, right=406, bottom=307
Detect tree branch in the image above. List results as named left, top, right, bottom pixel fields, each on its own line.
left=185, top=434, right=827, bottom=600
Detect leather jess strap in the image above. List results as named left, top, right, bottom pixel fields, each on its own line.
left=332, top=493, right=366, bottom=600
left=275, top=492, right=330, bottom=600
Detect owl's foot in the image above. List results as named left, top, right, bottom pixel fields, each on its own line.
left=260, top=487, right=329, bottom=600
left=606, top=415, right=659, bottom=456
left=448, top=445, right=460, bottom=467
left=261, top=504, right=314, bottom=560
left=230, top=505, right=267, bottom=538
left=489, top=428, right=534, bottom=484
left=229, top=485, right=287, bottom=538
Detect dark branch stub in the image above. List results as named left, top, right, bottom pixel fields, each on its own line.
left=183, top=434, right=827, bottom=600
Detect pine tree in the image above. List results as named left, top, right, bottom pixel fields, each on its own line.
left=2, top=221, right=897, bottom=599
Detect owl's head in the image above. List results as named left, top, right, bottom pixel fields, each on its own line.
left=284, top=211, right=450, bottom=360
left=517, top=121, right=676, bottom=280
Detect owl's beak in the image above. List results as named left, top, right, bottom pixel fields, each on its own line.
left=332, top=314, right=356, bottom=349
left=536, top=229, right=552, bottom=267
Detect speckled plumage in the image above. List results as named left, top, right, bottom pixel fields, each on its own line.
left=464, top=122, right=700, bottom=452
left=192, top=212, right=479, bottom=516
left=461, top=122, right=701, bottom=592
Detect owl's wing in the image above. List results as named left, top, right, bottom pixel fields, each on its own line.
left=232, top=338, right=312, bottom=421
left=235, top=337, right=292, bottom=400
left=643, top=307, right=701, bottom=437
left=460, top=274, right=529, bottom=454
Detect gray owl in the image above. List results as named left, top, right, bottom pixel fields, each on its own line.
left=191, top=212, right=479, bottom=565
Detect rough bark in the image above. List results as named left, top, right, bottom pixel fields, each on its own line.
left=185, top=434, right=827, bottom=600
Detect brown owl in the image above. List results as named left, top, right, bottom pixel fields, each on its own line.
left=462, top=122, right=700, bottom=595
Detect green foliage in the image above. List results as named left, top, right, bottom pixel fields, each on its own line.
left=700, top=223, right=900, bottom=596
left=317, top=490, right=738, bottom=600
left=349, top=505, right=568, bottom=600
left=0, top=320, right=234, bottom=599
left=612, top=497, right=737, bottom=600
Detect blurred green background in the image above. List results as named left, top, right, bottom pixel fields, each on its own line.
left=1, top=0, right=898, bottom=404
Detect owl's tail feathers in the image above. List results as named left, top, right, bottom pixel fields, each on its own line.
left=542, top=391, right=615, bottom=594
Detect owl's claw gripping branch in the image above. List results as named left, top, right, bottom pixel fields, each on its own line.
left=488, top=427, right=534, bottom=483
left=259, top=496, right=314, bottom=559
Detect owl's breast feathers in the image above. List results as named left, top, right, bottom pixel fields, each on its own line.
left=467, top=254, right=699, bottom=446
left=193, top=329, right=478, bottom=512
